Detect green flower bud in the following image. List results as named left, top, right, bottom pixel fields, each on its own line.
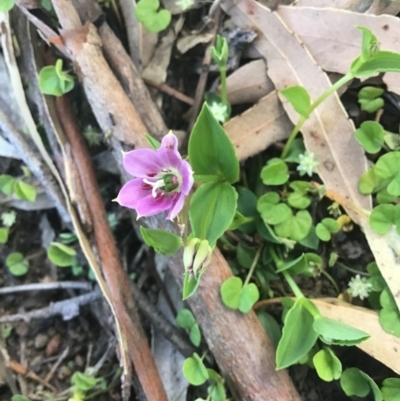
left=183, top=238, right=212, bottom=278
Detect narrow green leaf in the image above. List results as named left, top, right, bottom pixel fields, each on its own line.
left=140, top=227, right=182, bottom=256
left=189, top=182, right=237, bottom=246
left=0, top=174, right=16, bottom=196
left=182, top=272, right=201, bottom=300
left=352, top=51, right=400, bottom=77
left=176, top=309, right=196, bottom=329
left=189, top=324, right=201, bottom=347
left=276, top=300, right=318, bottom=369
left=189, top=103, right=239, bottom=184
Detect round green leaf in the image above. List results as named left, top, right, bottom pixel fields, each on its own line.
left=182, top=353, right=209, bottom=386
left=316, top=223, right=331, bottom=242
left=261, top=159, right=289, bottom=186
left=274, top=210, right=312, bottom=242
left=220, top=277, right=242, bottom=310
left=287, top=191, right=311, bottom=209
left=313, top=348, right=342, bottom=382
left=369, top=204, right=396, bottom=234
left=176, top=309, right=196, bottom=329
left=379, top=308, right=400, bottom=337
left=280, top=86, right=311, bottom=118
left=355, top=121, right=384, bottom=154
left=276, top=300, right=318, bottom=369
left=140, top=227, right=182, bottom=256
left=375, top=152, right=400, bottom=180
left=313, top=316, right=369, bottom=346
left=358, top=167, right=382, bottom=195
left=359, top=98, right=384, bottom=113
left=189, top=103, right=239, bottom=183
left=189, top=324, right=201, bottom=347
left=189, top=182, right=237, bottom=246
left=47, top=242, right=77, bottom=267
left=0, top=0, right=14, bottom=11
left=340, top=368, right=370, bottom=397
left=6, top=252, right=29, bottom=276
left=239, top=283, right=260, bottom=313
left=11, top=396, right=31, bottom=401
left=135, top=0, right=171, bottom=32
left=257, top=192, right=280, bottom=214
left=261, top=203, right=292, bottom=225
left=382, top=378, right=400, bottom=401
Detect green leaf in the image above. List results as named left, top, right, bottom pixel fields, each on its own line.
left=11, top=396, right=31, bottom=401
left=274, top=210, right=312, bottom=242
left=140, top=227, right=182, bottom=256
left=39, top=60, right=74, bottom=97
left=182, top=353, right=209, bottom=386
left=382, top=378, right=400, bottom=401
left=176, top=309, right=196, bottom=329
left=358, top=167, right=383, bottom=195
left=71, top=372, right=97, bottom=391
left=384, top=131, right=400, bottom=150
left=313, top=348, right=342, bottom=382
left=369, top=204, right=400, bottom=234
left=0, top=227, right=9, bottom=244
left=207, top=369, right=226, bottom=401
left=315, top=218, right=340, bottom=242
left=257, top=310, right=281, bottom=350
left=261, top=203, right=292, bottom=225
left=355, top=121, right=384, bottom=154
left=299, top=226, right=320, bottom=250
left=358, top=86, right=384, bottom=99
left=276, top=299, right=318, bottom=369
left=47, top=242, right=77, bottom=267
left=135, top=0, right=171, bottom=32
left=236, top=244, right=256, bottom=269
left=377, top=187, right=398, bottom=204
left=145, top=133, right=161, bottom=149
left=280, top=86, right=311, bottom=118
left=6, top=252, right=29, bottom=276
left=189, top=103, right=239, bottom=184
left=261, top=159, right=289, bottom=186
left=0, top=0, right=14, bottom=12
left=340, top=368, right=370, bottom=398
left=189, top=182, right=237, bottom=246
left=257, top=192, right=280, bottom=214
left=211, top=35, right=229, bottom=67
left=0, top=174, right=16, bottom=196
left=236, top=186, right=258, bottom=234
left=182, top=272, right=201, bottom=300
left=220, top=277, right=260, bottom=313
left=287, top=181, right=312, bottom=209
left=358, top=86, right=384, bottom=113
left=189, top=324, right=201, bottom=347
left=352, top=51, right=400, bottom=77
left=284, top=138, right=306, bottom=163
left=313, top=316, right=369, bottom=345
left=379, top=288, right=400, bottom=337
left=14, top=181, right=36, bottom=202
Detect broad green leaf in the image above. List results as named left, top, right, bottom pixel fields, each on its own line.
left=6, top=252, right=29, bottom=276
left=379, top=288, right=400, bottom=337
left=375, top=152, right=400, bottom=180
left=0, top=174, right=15, bottom=195
left=220, top=277, right=259, bottom=313
left=47, top=242, right=77, bottom=267
left=274, top=210, right=312, bottom=242
left=355, top=121, right=384, bottom=154
left=340, top=368, right=370, bottom=398
left=352, top=51, right=400, bottom=77
left=280, top=86, right=311, bottom=118
left=39, top=61, right=74, bottom=97
left=140, top=227, right=182, bottom=256
left=135, top=0, right=171, bottom=32
left=0, top=0, right=14, bottom=12
left=71, top=372, right=97, bottom=391
left=358, top=167, right=382, bottom=195
left=189, top=182, right=237, bottom=246
left=189, top=103, right=239, bottom=183
left=276, top=299, right=318, bottom=369
left=313, top=348, right=342, bottom=382
left=14, top=181, right=36, bottom=202
left=11, top=396, right=31, bottom=401
left=0, top=227, right=9, bottom=244
left=176, top=309, right=196, bottom=329
left=261, top=203, right=291, bottom=225
left=369, top=204, right=398, bottom=234
left=261, top=159, right=289, bottom=185
left=313, top=316, right=369, bottom=345
left=182, top=353, right=209, bottom=386
left=382, top=378, right=400, bottom=401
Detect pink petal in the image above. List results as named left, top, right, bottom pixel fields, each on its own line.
left=123, top=149, right=164, bottom=178
left=157, top=148, right=182, bottom=170
left=136, top=194, right=174, bottom=218
left=161, top=132, right=179, bottom=152
left=167, top=193, right=185, bottom=220
left=180, top=160, right=194, bottom=195
left=116, top=178, right=150, bottom=209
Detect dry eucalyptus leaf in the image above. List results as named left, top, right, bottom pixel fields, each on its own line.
left=222, top=0, right=371, bottom=219
left=277, top=6, right=400, bottom=95
left=313, top=298, right=400, bottom=374
left=224, top=92, right=292, bottom=161
left=226, top=59, right=274, bottom=105
left=177, top=33, right=213, bottom=54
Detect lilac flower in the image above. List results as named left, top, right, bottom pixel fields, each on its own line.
left=116, top=132, right=193, bottom=220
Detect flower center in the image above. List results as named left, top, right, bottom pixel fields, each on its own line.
left=142, top=168, right=181, bottom=198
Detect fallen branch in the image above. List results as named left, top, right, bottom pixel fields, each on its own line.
left=0, top=282, right=92, bottom=295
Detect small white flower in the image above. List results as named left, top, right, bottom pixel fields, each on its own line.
left=176, top=0, right=195, bottom=10
left=1, top=211, right=16, bottom=227
left=348, top=274, right=372, bottom=300
left=297, top=151, right=319, bottom=177
left=209, top=102, right=228, bottom=123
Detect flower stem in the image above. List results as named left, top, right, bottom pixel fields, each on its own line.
left=337, top=261, right=370, bottom=277
left=280, top=72, right=354, bottom=159
left=320, top=269, right=340, bottom=294
left=244, top=246, right=262, bottom=286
